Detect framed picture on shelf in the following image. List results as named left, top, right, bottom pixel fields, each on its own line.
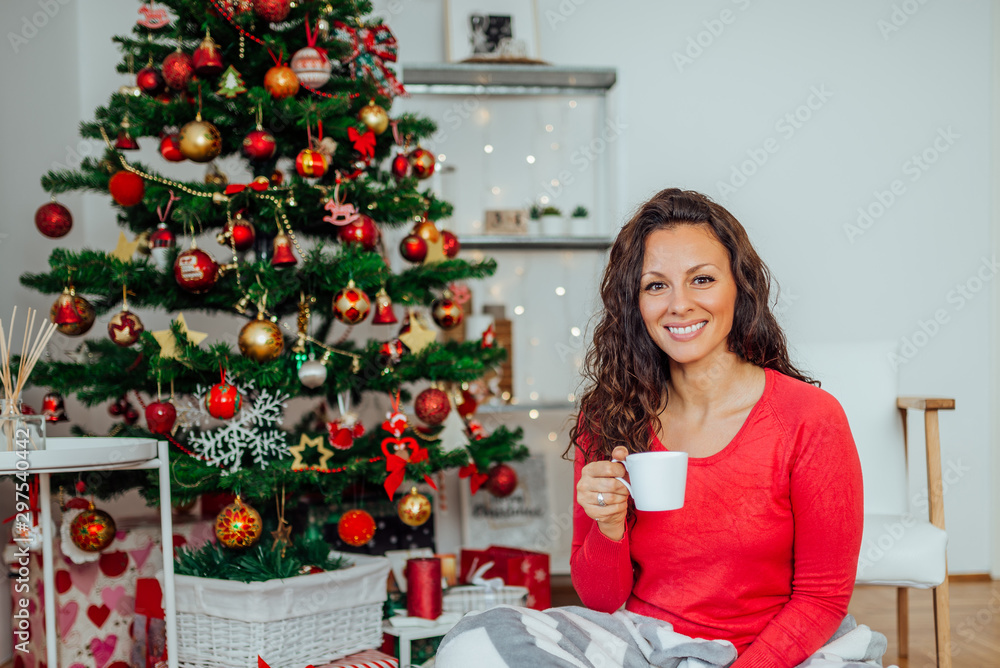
left=445, top=0, right=542, bottom=63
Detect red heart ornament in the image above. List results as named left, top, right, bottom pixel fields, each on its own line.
left=87, top=604, right=111, bottom=628
left=99, top=551, right=129, bottom=578
left=55, top=569, right=72, bottom=594
left=380, top=436, right=416, bottom=461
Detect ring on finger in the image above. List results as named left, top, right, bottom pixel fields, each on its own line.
left=596, top=492, right=606, bottom=507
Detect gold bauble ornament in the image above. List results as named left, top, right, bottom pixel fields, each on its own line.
left=69, top=504, right=117, bottom=552
left=238, top=313, right=284, bottom=363
left=358, top=100, right=389, bottom=135
left=264, top=65, right=300, bottom=99
left=397, top=486, right=432, bottom=527
left=179, top=115, right=223, bottom=163
left=413, top=219, right=440, bottom=244
left=214, top=496, right=263, bottom=549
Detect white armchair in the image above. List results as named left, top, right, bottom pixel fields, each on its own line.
left=792, top=341, right=953, bottom=668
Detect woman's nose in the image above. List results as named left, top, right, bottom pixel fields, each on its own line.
left=668, top=285, right=693, bottom=314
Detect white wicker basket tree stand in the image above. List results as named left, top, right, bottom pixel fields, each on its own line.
left=174, top=553, right=390, bottom=668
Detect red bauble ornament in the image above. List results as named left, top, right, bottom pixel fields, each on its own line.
left=217, top=212, right=255, bottom=251
left=456, top=389, right=478, bottom=417
left=124, top=405, right=140, bottom=425
left=332, top=281, right=371, bottom=324
left=159, top=133, right=184, bottom=162
left=295, top=148, right=328, bottom=178
left=270, top=169, right=284, bottom=186
left=192, top=32, right=224, bottom=78
left=486, top=463, right=518, bottom=498
left=379, top=338, right=405, bottom=363
left=173, top=247, right=219, bottom=293
left=108, top=171, right=145, bottom=207
left=441, top=230, right=460, bottom=258
left=150, top=223, right=176, bottom=249
left=35, top=201, right=72, bottom=238
left=431, top=297, right=463, bottom=330
left=50, top=288, right=95, bottom=336
left=107, top=310, right=144, bottom=347
left=290, top=46, right=332, bottom=88
left=253, top=0, right=290, bottom=22
left=414, top=387, right=451, bottom=426
left=241, top=128, right=276, bottom=161
left=337, top=509, right=375, bottom=547
left=337, top=215, right=379, bottom=251
left=136, top=66, right=166, bottom=96
left=42, top=392, right=67, bottom=422
left=264, top=65, right=299, bottom=99
left=108, top=397, right=126, bottom=417
left=69, top=505, right=116, bottom=552
left=391, top=153, right=411, bottom=180
left=162, top=50, right=193, bottom=90
left=145, top=401, right=177, bottom=435
left=408, top=147, right=436, bottom=179
left=399, top=234, right=428, bottom=263
left=206, top=379, right=242, bottom=419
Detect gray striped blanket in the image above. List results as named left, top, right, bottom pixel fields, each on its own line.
left=435, top=605, right=895, bottom=668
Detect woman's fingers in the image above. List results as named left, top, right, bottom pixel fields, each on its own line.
left=611, top=445, right=629, bottom=461
left=582, top=459, right=626, bottom=479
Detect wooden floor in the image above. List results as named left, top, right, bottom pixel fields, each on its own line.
left=551, top=576, right=1000, bottom=667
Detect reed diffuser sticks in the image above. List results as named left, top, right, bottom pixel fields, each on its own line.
left=0, top=307, right=58, bottom=451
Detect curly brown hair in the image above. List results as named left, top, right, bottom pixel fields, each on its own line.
left=568, top=188, right=815, bottom=462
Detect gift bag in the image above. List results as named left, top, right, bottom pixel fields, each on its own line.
left=459, top=546, right=550, bottom=610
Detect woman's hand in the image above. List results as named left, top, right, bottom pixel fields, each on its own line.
left=576, top=445, right=630, bottom=541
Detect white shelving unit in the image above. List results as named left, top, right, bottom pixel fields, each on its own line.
left=0, top=438, right=177, bottom=668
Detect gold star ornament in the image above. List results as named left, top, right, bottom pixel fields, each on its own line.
left=151, top=314, right=208, bottom=359
left=110, top=231, right=141, bottom=262
left=289, top=434, right=334, bottom=470
left=399, top=311, right=437, bottom=354
left=422, top=236, right=446, bottom=265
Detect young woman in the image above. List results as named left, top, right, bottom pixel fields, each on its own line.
left=437, top=189, right=877, bottom=668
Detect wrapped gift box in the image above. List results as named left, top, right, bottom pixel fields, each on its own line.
left=459, top=546, right=550, bottom=610
left=4, top=516, right=214, bottom=668
left=441, top=584, right=528, bottom=615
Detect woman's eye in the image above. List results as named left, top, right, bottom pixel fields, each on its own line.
left=643, top=282, right=665, bottom=292
left=693, top=275, right=715, bottom=285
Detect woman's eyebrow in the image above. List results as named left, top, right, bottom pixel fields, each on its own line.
left=641, top=263, right=717, bottom=279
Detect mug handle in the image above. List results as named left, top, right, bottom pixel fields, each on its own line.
left=613, top=477, right=632, bottom=494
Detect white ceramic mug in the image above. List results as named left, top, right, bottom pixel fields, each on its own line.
left=614, top=451, right=689, bottom=511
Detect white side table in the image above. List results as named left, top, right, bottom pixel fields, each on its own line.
left=382, top=618, right=459, bottom=668
left=0, top=437, right=177, bottom=668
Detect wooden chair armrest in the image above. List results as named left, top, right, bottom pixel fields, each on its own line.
left=897, top=397, right=955, bottom=411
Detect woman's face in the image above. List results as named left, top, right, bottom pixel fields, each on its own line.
left=638, top=225, right=738, bottom=367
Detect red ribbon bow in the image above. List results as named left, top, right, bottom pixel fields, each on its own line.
left=224, top=181, right=268, bottom=195
left=333, top=21, right=406, bottom=98
left=348, top=127, right=376, bottom=160
left=381, top=437, right=437, bottom=498
left=459, top=461, right=490, bottom=495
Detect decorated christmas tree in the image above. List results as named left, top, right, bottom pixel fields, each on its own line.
left=21, top=0, right=527, bottom=576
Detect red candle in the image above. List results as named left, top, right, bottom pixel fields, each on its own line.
left=406, top=557, right=442, bottom=619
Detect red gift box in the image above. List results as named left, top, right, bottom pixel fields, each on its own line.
left=459, top=546, right=550, bottom=610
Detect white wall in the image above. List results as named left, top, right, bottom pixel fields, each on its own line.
left=0, top=0, right=993, bottom=584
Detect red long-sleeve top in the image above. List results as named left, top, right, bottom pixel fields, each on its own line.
left=571, top=367, right=864, bottom=667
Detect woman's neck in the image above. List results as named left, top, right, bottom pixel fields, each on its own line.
left=665, top=353, right=762, bottom=417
